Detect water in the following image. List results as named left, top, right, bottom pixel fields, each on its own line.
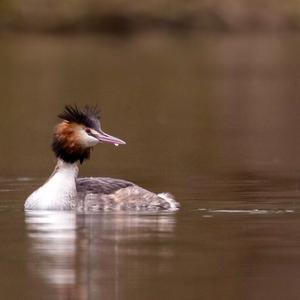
left=1, top=33, right=300, bottom=299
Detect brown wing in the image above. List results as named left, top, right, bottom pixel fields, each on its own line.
left=76, top=177, right=134, bottom=195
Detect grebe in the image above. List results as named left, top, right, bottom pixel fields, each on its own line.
left=25, top=105, right=179, bottom=211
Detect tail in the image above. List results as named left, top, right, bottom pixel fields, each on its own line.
left=157, top=193, right=180, bottom=211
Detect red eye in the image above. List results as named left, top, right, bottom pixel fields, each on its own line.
left=85, top=128, right=91, bottom=134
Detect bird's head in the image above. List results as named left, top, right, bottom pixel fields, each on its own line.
left=52, top=105, right=125, bottom=164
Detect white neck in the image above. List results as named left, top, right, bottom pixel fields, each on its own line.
left=25, top=159, right=79, bottom=210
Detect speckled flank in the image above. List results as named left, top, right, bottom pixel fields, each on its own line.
left=78, top=185, right=179, bottom=211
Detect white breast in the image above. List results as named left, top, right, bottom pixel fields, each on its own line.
left=25, top=160, right=78, bottom=210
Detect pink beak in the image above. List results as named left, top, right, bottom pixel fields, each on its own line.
left=94, top=130, right=126, bottom=145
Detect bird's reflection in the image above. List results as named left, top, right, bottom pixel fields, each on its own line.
left=25, top=211, right=176, bottom=299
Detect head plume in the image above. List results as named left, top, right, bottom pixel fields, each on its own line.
left=52, top=104, right=125, bottom=164
left=52, top=105, right=101, bottom=164
left=58, top=105, right=101, bottom=131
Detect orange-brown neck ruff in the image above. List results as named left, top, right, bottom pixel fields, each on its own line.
left=52, top=121, right=90, bottom=164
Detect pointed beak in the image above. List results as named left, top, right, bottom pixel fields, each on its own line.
left=94, top=130, right=126, bottom=146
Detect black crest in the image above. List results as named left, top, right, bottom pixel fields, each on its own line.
left=58, top=105, right=101, bottom=131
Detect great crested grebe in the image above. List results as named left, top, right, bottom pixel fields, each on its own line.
left=25, top=105, right=179, bottom=211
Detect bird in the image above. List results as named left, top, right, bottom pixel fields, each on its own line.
left=24, top=105, right=179, bottom=211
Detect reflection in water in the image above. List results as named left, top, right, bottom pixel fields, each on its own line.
left=25, top=211, right=176, bottom=299
left=25, top=211, right=78, bottom=299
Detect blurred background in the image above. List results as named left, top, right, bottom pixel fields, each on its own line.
left=1, top=1, right=300, bottom=300
left=0, top=0, right=300, bottom=33
left=0, top=0, right=299, bottom=180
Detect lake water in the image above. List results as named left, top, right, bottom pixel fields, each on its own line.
left=1, top=33, right=300, bottom=300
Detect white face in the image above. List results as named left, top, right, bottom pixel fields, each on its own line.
left=77, top=127, right=100, bottom=147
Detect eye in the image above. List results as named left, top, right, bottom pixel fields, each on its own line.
left=85, top=128, right=91, bottom=134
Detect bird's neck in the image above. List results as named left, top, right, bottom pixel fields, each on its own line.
left=25, top=159, right=79, bottom=210
left=49, top=159, right=79, bottom=182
